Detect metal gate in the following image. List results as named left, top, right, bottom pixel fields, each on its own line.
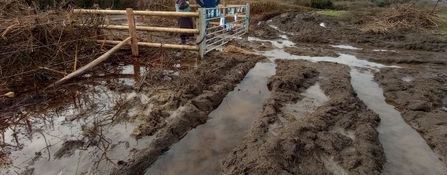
left=197, top=3, right=250, bottom=58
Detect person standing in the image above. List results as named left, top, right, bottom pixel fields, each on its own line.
left=176, top=0, right=194, bottom=45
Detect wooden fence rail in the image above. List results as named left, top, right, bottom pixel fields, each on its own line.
left=73, top=8, right=201, bottom=57
left=73, top=3, right=249, bottom=59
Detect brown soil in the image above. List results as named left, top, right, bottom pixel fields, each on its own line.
left=251, top=11, right=447, bottom=52
left=2, top=5, right=447, bottom=175
left=374, top=66, right=447, bottom=167
left=220, top=60, right=385, bottom=175
left=284, top=44, right=340, bottom=57
left=110, top=51, right=265, bottom=175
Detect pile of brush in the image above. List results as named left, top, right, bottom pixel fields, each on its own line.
left=0, top=0, right=104, bottom=87
left=361, top=3, right=443, bottom=34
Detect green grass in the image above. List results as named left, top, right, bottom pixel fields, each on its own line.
left=436, top=12, right=447, bottom=31
left=316, top=10, right=347, bottom=17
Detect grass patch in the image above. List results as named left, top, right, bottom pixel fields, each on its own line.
left=436, top=9, right=447, bottom=31
left=316, top=10, right=347, bottom=17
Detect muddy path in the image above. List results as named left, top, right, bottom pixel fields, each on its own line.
left=374, top=66, right=447, bottom=167
left=110, top=52, right=265, bottom=175
left=1, top=8, right=447, bottom=175
left=0, top=48, right=264, bottom=175
left=251, top=11, right=447, bottom=53
left=221, top=60, right=385, bottom=175
left=267, top=11, right=447, bottom=171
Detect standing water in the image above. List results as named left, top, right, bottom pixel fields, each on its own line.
left=350, top=68, right=446, bottom=175
left=250, top=33, right=446, bottom=174
left=145, top=62, right=276, bottom=175
left=0, top=63, right=154, bottom=175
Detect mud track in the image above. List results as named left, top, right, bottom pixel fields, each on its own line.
left=221, top=60, right=384, bottom=175
left=251, top=11, right=447, bottom=52
left=374, top=66, right=447, bottom=167
left=110, top=52, right=265, bottom=175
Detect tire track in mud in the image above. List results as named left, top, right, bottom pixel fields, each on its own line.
left=110, top=53, right=265, bottom=175
left=352, top=68, right=447, bottom=175
left=374, top=67, right=447, bottom=172
left=220, top=60, right=385, bottom=175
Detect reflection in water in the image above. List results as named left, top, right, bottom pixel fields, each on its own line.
left=401, top=75, right=414, bottom=82
left=245, top=35, right=447, bottom=175
left=281, top=83, right=329, bottom=119
left=350, top=69, right=446, bottom=175
left=145, top=62, right=276, bottom=175
left=331, top=45, right=362, bottom=50
left=0, top=63, right=153, bottom=175
left=248, top=36, right=398, bottom=70
left=442, top=98, right=447, bottom=111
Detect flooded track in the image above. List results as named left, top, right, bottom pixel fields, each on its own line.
left=351, top=69, right=446, bottom=175
left=145, top=62, right=276, bottom=175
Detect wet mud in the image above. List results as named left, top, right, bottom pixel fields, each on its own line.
left=251, top=11, right=447, bottom=52
left=220, top=60, right=385, bottom=175
left=2, top=9, right=447, bottom=175
left=145, top=62, right=276, bottom=175
left=352, top=69, right=446, bottom=175
left=374, top=67, right=447, bottom=169
left=110, top=52, right=265, bottom=175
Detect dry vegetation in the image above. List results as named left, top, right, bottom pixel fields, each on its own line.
left=360, top=3, right=445, bottom=34
left=0, top=0, right=118, bottom=99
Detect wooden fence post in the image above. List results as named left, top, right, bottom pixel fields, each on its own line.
left=195, top=9, right=200, bottom=32
left=105, top=8, right=111, bottom=25
left=126, top=8, right=139, bottom=57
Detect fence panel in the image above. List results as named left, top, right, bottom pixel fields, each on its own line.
left=198, top=3, right=250, bottom=58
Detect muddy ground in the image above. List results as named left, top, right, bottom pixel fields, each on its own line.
left=239, top=9, right=447, bottom=174
left=1, top=6, right=447, bottom=175
left=221, top=60, right=385, bottom=175
left=374, top=67, right=447, bottom=165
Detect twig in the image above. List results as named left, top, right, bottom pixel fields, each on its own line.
left=431, top=0, right=441, bottom=14
left=37, top=131, right=51, bottom=161
left=39, top=67, right=67, bottom=76
left=75, top=150, right=83, bottom=175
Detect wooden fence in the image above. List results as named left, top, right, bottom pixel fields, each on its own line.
left=72, top=3, right=250, bottom=59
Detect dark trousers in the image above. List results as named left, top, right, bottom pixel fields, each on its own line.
left=180, top=34, right=187, bottom=44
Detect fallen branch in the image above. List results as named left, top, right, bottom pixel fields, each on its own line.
left=47, top=37, right=131, bottom=88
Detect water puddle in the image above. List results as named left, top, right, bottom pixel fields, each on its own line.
left=268, top=24, right=295, bottom=36
left=144, top=62, right=276, bottom=175
left=443, top=97, right=447, bottom=111
left=373, top=49, right=396, bottom=52
left=248, top=36, right=294, bottom=48
left=0, top=64, right=154, bottom=175
left=248, top=36, right=398, bottom=70
left=281, top=83, right=329, bottom=119
left=401, top=75, right=414, bottom=82
left=331, top=45, right=362, bottom=50
left=248, top=32, right=446, bottom=174
left=350, top=68, right=446, bottom=175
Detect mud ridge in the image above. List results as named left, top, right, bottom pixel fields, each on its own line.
left=220, top=60, right=385, bottom=175
left=374, top=67, right=447, bottom=168
left=110, top=52, right=264, bottom=175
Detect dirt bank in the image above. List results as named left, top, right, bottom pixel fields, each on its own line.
left=374, top=66, right=447, bottom=168
left=221, top=60, right=385, bottom=175
left=110, top=51, right=265, bottom=175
